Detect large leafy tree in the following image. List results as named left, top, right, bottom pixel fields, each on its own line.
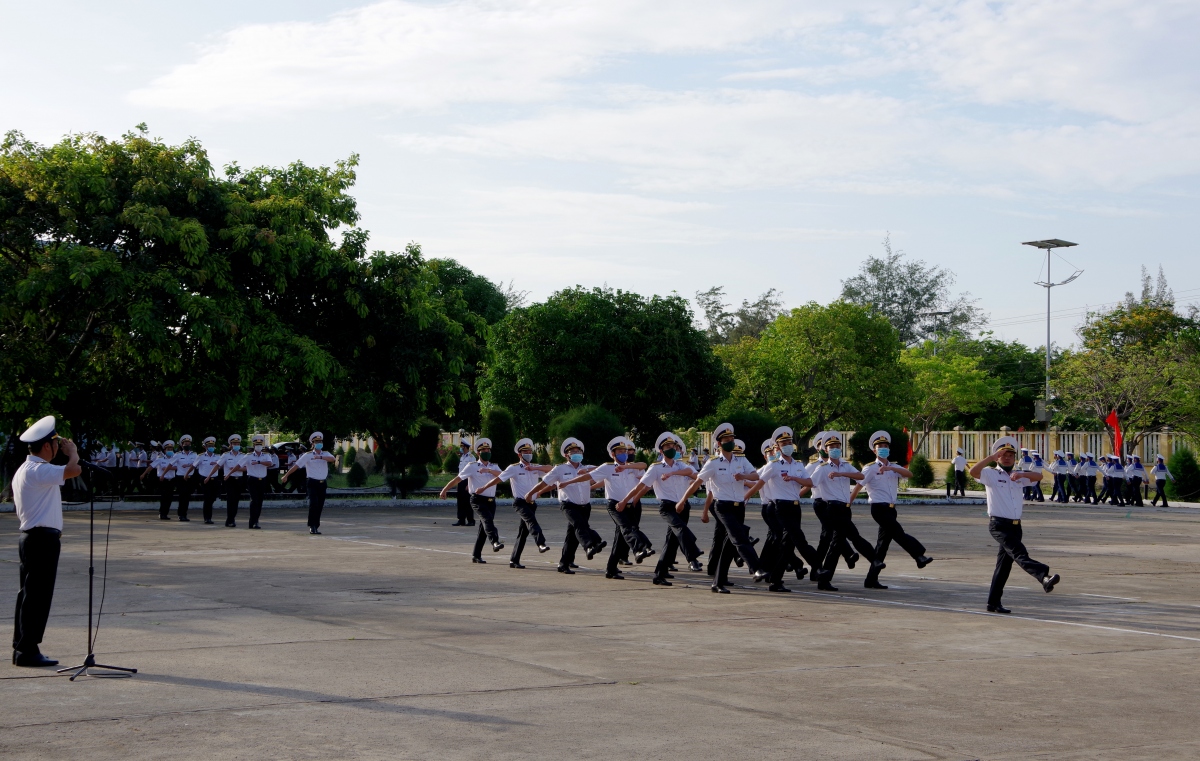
left=694, top=286, right=785, bottom=345
left=939, top=335, right=1044, bottom=430
left=720, top=301, right=911, bottom=450
left=901, top=343, right=1010, bottom=452
left=480, top=287, right=728, bottom=445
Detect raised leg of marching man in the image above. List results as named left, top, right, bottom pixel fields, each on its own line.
left=528, top=438, right=607, bottom=575
left=581, top=437, right=653, bottom=580
left=620, top=433, right=702, bottom=587
left=852, top=431, right=933, bottom=590
left=970, top=436, right=1060, bottom=614
left=474, top=438, right=552, bottom=568
left=438, top=438, right=504, bottom=563
left=745, top=428, right=818, bottom=593
left=811, top=432, right=883, bottom=592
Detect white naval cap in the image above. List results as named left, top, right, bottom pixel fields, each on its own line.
left=560, top=437, right=584, bottom=457
left=1157, top=453, right=1165, bottom=459
left=956, top=448, right=964, bottom=454
left=308, top=431, right=323, bottom=442
left=991, top=435, right=1019, bottom=454
left=150, top=440, right=160, bottom=447
left=251, top=434, right=266, bottom=444
left=771, top=426, right=793, bottom=442
left=606, top=436, right=632, bottom=456
left=162, top=439, right=176, bottom=448
left=514, top=437, right=535, bottom=454
left=869, top=430, right=891, bottom=447
left=202, top=436, right=217, bottom=445
left=227, top=434, right=241, bottom=443
left=1053, top=450, right=1063, bottom=457
left=1133, top=453, right=1141, bottom=459
left=733, top=439, right=746, bottom=454
left=712, top=422, right=735, bottom=440
left=1031, top=451, right=1040, bottom=457
left=761, top=438, right=775, bottom=455
left=654, top=432, right=679, bottom=450
left=823, top=431, right=844, bottom=445
left=179, top=434, right=192, bottom=442
left=19, top=415, right=57, bottom=444
left=812, top=431, right=828, bottom=449
left=474, top=437, right=493, bottom=450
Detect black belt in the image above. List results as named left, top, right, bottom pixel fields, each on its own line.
left=777, top=500, right=800, bottom=507
left=991, top=516, right=1021, bottom=524
left=715, top=500, right=745, bottom=508
left=23, top=526, right=61, bottom=537
left=870, top=502, right=897, bottom=509
left=562, top=501, right=588, bottom=508
left=248, top=476, right=265, bottom=481
left=473, top=494, right=495, bottom=501
left=306, top=477, right=326, bottom=482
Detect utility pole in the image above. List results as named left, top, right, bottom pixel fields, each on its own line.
left=1022, top=239, right=1081, bottom=423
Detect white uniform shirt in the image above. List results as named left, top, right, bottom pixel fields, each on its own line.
left=1030, top=459, right=1044, bottom=475
left=217, top=451, right=245, bottom=479
left=809, top=460, right=860, bottom=503
left=173, top=450, right=198, bottom=478
left=122, top=449, right=137, bottom=467
left=588, top=462, right=642, bottom=502
left=756, top=463, right=777, bottom=502
left=542, top=462, right=595, bottom=504
left=1065, top=457, right=1079, bottom=475
left=13, top=455, right=67, bottom=531
left=499, top=462, right=543, bottom=500
left=296, top=451, right=332, bottom=480
left=149, top=450, right=162, bottom=463
left=638, top=461, right=696, bottom=503
left=135, top=448, right=149, bottom=468
left=697, top=454, right=756, bottom=502
left=979, top=466, right=1024, bottom=520
left=459, top=460, right=501, bottom=497
left=155, top=454, right=177, bottom=480
left=244, top=449, right=274, bottom=478
left=952, top=455, right=968, bottom=472
left=1128, top=462, right=1146, bottom=479
left=190, top=453, right=222, bottom=479
left=269, top=452, right=280, bottom=469
left=860, top=460, right=902, bottom=504
left=1153, top=463, right=1174, bottom=481
left=805, top=458, right=829, bottom=500
left=758, top=457, right=808, bottom=502
left=1048, top=458, right=1067, bottom=475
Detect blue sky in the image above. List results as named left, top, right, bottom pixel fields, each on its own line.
left=3, top=0, right=1198, bottom=348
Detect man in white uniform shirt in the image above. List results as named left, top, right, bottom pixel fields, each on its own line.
left=11, top=416, right=81, bottom=667
left=438, top=438, right=505, bottom=562
left=241, top=434, right=274, bottom=529
left=144, top=439, right=179, bottom=520
left=809, top=432, right=883, bottom=592
left=474, top=439, right=553, bottom=568
left=1064, top=451, right=1081, bottom=502
left=806, top=432, right=855, bottom=581
left=452, top=440, right=477, bottom=527
left=951, top=448, right=968, bottom=497
left=851, top=431, right=932, bottom=590
left=970, top=436, right=1060, bottom=614
left=1150, top=454, right=1174, bottom=506
left=1048, top=451, right=1070, bottom=503
left=187, top=436, right=224, bottom=524
left=216, top=434, right=246, bottom=527
left=619, top=432, right=703, bottom=586
left=527, top=438, right=607, bottom=573
left=283, top=432, right=335, bottom=534
left=563, top=436, right=653, bottom=580
left=682, top=423, right=769, bottom=592
left=745, top=429, right=818, bottom=593
left=172, top=435, right=198, bottom=522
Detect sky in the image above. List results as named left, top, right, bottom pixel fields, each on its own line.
left=3, top=0, right=1199, bottom=348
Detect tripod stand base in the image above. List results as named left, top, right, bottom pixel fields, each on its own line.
left=57, top=652, right=136, bottom=681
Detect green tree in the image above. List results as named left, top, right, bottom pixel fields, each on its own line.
left=699, top=406, right=776, bottom=467
left=848, top=425, right=909, bottom=467
left=481, top=407, right=518, bottom=468
left=694, top=286, right=785, bottom=345
left=1167, top=448, right=1200, bottom=502
left=720, top=301, right=911, bottom=451
left=545, top=404, right=624, bottom=465
left=481, top=287, right=728, bottom=445
left=346, top=462, right=367, bottom=487
left=908, top=453, right=934, bottom=487
left=939, top=336, right=1044, bottom=430
left=901, top=344, right=1010, bottom=454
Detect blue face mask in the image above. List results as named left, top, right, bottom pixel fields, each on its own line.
left=569, top=453, right=583, bottom=464
left=876, top=447, right=890, bottom=459
left=207, top=447, right=215, bottom=454
left=314, top=442, right=323, bottom=450
left=232, top=445, right=241, bottom=452
left=828, top=448, right=842, bottom=460
left=615, top=452, right=628, bottom=463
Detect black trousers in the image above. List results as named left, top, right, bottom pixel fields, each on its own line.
left=201, top=476, right=221, bottom=522
left=1067, top=474, right=1079, bottom=501
left=247, top=477, right=266, bottom=527
left=811, top=499, right=853, bottom=579
left=655, top=500, right=701, bottom=578
left=1127, top=477, right=1144, bottom=506
left=953, top=469, right=967, bottom=496
left=471, top=495, right=500, bottom=558
left=13, top=528, right=61, bottom=655
left=1051, top=474, right=1067, bottom=503
left=307, top=478, right=328, bottom=528
left=775, top=500, right=819, bottom=576
left=611, top=501, right=643, bottom=564
left=867, top=503, right=925, bottom=581
left=1085, top=475, right=1097, bottom=503
left=1151, top=478, right=1170, bottom=506
left=712, top=501, right=762, bottom=580
left=510, top=498, right=545, bottom=563
left=705, top=509, right=727, bottom=576
left=177, top=474, right=196, bottom=518
left=225, top=477, right=243, bottom=525
left=559, top=501, right=602, bottom=568
left=818, top=501, right=877, bottom=582
left=988, top=517, right=1050, bottom=607
left=456, top=480, right=474, bottom=524
left=158, top=477, right=176, bottom=518
left=605, top=500, right=652, bottom=573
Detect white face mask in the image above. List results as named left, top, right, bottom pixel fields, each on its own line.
left=781, top=444, right=795, bottom=456
left=254, top=445, right=262, bottom=453
left=520, top=453, right=533, bottom=462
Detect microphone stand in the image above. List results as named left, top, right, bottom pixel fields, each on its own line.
left=58, top=461, right=137, bottom=680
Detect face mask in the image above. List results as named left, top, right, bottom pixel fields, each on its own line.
left=663, top=448, right=677, bottom=460
left=1000, top=464, right=1014, bottom=473
left=615, top=452, right=628, bottom=463
left=781, top=444, right=794, bottom=456
left=720, top=440, right=735, bottom=453
left=165, top=449, right=174, bottom=456
left=876, top=447, right=890, bottom=459
left=828, top=448, right=842, bottom=459
left=520, top=453, right=533, bottom=462
left=232, top=445, right=241, bottom=452
left=183, top=444, right=191, bottom=451
left=768, top=453, right=780, bottom=462
left=313, top=442, right=323, bottom=450
left=675, top=450, right=686, bottom=460
left=254, top=445, right=262, bottom=453
left=207, top=447, right=215, bottom=454
left=569, top=453, right=584, bottom=464
left=479, top=451, right=492, bottom=462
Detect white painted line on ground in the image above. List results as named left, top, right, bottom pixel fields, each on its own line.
left=1080, top=593, right=1140, bottom=601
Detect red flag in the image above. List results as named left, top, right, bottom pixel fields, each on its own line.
left=1105, top=410, right=1123, bottom=455
left=904, top=427, right=913, bottom=463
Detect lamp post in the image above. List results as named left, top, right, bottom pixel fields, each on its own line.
left=1021, top=239, right=1082, bottom=421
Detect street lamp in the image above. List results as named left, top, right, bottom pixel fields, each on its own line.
left=921, top=310, right=952, bottom=354
left=1021, top=239, right=1082, bottom=421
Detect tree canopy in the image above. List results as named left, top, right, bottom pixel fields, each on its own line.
left=901, top=342, right=1010, bottom=451
left=694, top=286, right=785, bottom=345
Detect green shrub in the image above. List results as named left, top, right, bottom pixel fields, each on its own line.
left=535, top=445, right=551, bottom=465
left=346, top=462, right=367, bottom=487
left=1167, top=447, right=1200, bottom=502
left=344, top=446, right=358, bottom=469
left=442, top=449, right=462, bottom=475
left=481, top=407, right=518, bottom=468
left=908, top=453, right=934, bottom=487
left=848, top=425, right=909, bottom=467
left=546, top=404, right=624, bottom=464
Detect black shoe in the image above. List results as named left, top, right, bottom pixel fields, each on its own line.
left=509, top=562, right=525, bottom=569
left=452, top=521, right=465, bottom=526
left=619, top=560, right=633, bottom=566
left=663, top=572, right=674, bottom=579
left=794, top=566, right=808, bottom=580
left=1042, top=573, right=1061, bottom=593
left=605, top=572, right=624, bottom=580
left=871, top=560, right=886, bottom=572
left=308, top=527, right=320, bottom=534
left=915, top=555, right=933, bottom=569
left=753, top=569, right=770, bottom=582
left=160, top=515, right=171, bottom=520
left=492, top=542, right=505, bottom=552
left=203, top=520, right=214, bottom=525
left=808, top=569, right=820, bottom=582
left=179, top=517, right=190, bottom=522
left=652, top=576, right=672, bottom=586
left=585, top=540, right=608, bottom=560
left=472, top=557, right=486, bottom=564
left=750, top=536, right=760, bottom=546
left=734, top=556, right=744, bottom=568
left=987, top=604, right=1012, bottom=614
left=846, top=553, right=859, bottom=569
left=12, top=651, right=58, bottom=668
left=711, top=585, right=730, bottom=594
left=569, top=563, right=580, bottom=569
left=864, top=580, right=888, bottom=589
left=688, top=560, right=703, bottom=572
left=768, top=584, right=791, bottom=593
left=249, top=524, right=261, bottom=530
left=226, top=522, right=236, bottom=528
left=538, top=544, right=551, bottom=553
left=817, top=581, right=838, bottom=591
left=557, top=566, right=575, bottom=574
left=635, top=548, right=655, bottom=563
